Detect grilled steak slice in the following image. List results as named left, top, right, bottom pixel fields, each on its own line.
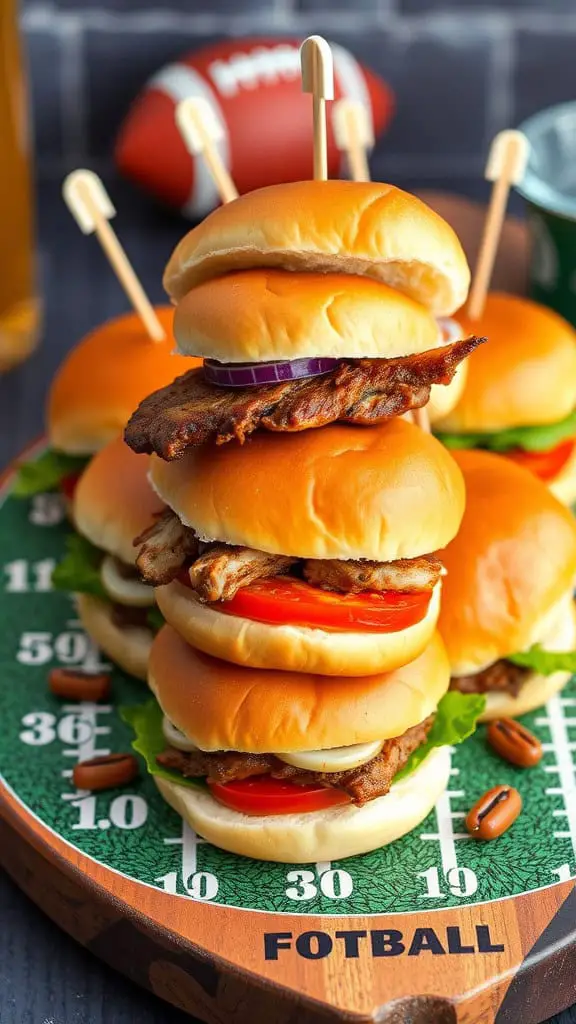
left=110, top=603, right=152, bottom=630
left=157, top=715, right=434, bottom=806
left=125, top=336, right=485, bottom=460
left=189, top=546, right=298, bottom=603
left=303, top=554, right=443, bottom=594
left=450, top=660, right=531, bottom=697
left=133, top=509, right=200, bottom=586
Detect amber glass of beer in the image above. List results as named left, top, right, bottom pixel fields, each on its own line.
left=0, top=0, right=40, bottom=372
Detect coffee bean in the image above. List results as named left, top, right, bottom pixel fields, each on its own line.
left=73, top=753, right=138, bottom=791
left=49, top=668, right=111, bottom=702
left=487, top=718, right=542, bottom=768
left=465, top=785, right=522, bottom=840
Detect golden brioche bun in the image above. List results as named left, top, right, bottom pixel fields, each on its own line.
left=155, top=745, right=451, bottom=863
left=150, top=419, right=465, bottom=562
left=435, top=293, right=576, bottom=432
left=48, top=308, right=195, bottom=455
left=76, top=594, right=152, bottom=681
left=155, top=579, right=441, bottom=677
left=173, top=269, right=440, bottom=362
left=149, top=625, right=449, bottom=749
left=428, top=363, right=467, bottom=423
left=74, top=438, right=164, bottom=565
left=163, top=181, right=470, bottom=316
left=548, top=441, right=576, bottom=506
left=438, top=449, right=576, bottom=674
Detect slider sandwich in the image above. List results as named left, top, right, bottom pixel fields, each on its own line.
left=123, top=627, right=484, bottom=862
left=139, top=419, right=465, bottom=676
left=439, top=449, right=576, bottom=719
left=435, top=293, right=576, bottom=505
left=126, top=181, right=483, bottom=457
left=15, top=308, right=191, bottom=501
left=52, top=438, right=165, bottom=680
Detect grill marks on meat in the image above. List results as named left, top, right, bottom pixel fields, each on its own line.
left=189, top=546, right=298, bottom=603
left=157, top=716, right=433, bottom=806
left=125, top=336, right=485, bottom=459
left=450, top=660, right=531, bottom=697
left=133, top=509, right=200, bottom=586
left=303, top=554, right=443, bottom=594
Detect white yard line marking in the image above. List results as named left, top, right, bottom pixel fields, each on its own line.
left=544, top=693, right=576, bottom=862
left=165, top=822, right=207, bottom=879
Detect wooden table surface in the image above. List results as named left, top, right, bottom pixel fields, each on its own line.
left=0, top=179, right=574, bottom=1024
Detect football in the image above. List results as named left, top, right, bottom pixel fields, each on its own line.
left=114, top=37, right=394, bottom=218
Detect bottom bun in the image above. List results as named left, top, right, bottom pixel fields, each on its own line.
left=549, top=441, right=576, bottom=507
left=154, top=746, right=450, bottom=863
left=155, top=580, right=441, bottom=677
left=479, top=669, right=572, bottom=722
left=76, top=593, right=152, bottom=682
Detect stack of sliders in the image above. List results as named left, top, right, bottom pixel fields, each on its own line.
left=434, top=294, right=576, bottom=505
left=15, top=309, right=197, bottom=678
left=124, top=181, right=487, bottom=862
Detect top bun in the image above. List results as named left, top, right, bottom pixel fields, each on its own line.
left=150, top=418, right=465, bottom=562
left=438, top=449, right=576, bottom=674
left=74, top=437, right=164, bottom=564
left=149, top=626, right=450, bottom=752
left=163, top=181, right=470, bottom=317
left=48, top=309, right=195, bottom=455
left=174, top=269, right=441, bottom=362
left=436, top=293, right=576, bottom=432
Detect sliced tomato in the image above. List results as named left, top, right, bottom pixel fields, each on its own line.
left=209, top=775, right=350, bottom=816
left=504, top=439, right=575, bottom=481
left=216, top=577, right=432, bottom=633
left=60, top=471, right=82, bottom=501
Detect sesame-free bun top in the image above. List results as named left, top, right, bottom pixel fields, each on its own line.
left=149, top=626, right=450, bottom=752
left=436, top=293, right=576, bottom=432
left=438, top=449, right=576, bottom=674
left=173, top=269, right=441, bottom=362
left=48, top=308, right=195, bottom=455
left=163, top=181, right=470, bottom=317
left=150, top=419, right=465, bottom=562
left=74, top=437, right=164, bottom=565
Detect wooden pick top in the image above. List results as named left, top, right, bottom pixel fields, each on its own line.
left=467, top=129, right=530, bottom=321
left=332, top=98, right=374, bottom=182
left=300, top=35, right=334, bottom=180
left=176, top=97, right=239, bottom=205
left=62, top=169, right=166, bottom=343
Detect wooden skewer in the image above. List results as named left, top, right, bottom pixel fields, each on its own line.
left=332, top=98, right=373, bottom=183
left=300, top=36, right=334, bottom=181
left=62, top=170, right=166, bottom=343
left=176, top=97, right=238, bottom=205
left=467, top=129, right=530, bottom=321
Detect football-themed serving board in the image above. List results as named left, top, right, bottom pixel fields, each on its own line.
left=2, top=443, right=576, bottom=1023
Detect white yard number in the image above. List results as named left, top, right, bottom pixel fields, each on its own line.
left=156, top=871, right=219, bottom=901
left=4, top=559, right=55, bottom=593
left=71, top=794, right=148, bottom=831
left=417, top=865, right=478, bottom=899
left=19, top=711, right=93, bottom=746
left=285, top=868, right=353, bottom=901
left=29, top=493, right=65, bottom=526
left=16, top=630, right=90, bottom=666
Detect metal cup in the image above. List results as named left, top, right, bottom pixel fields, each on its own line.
left=518, top=102, right=576, bottom=327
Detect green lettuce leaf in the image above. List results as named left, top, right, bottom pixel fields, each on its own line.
left=13, top=449, right=89, bottom=497
left=436, top=409, right=576, bottom=454
left=146, top=606, right=165, bottom=633
left=508, top=644, right=576, bottom=675
left=52, top=533, right=108, bottom=600
left=121, top=699, right=205, bottom=791
left=395, top=691, right=486, bottom=782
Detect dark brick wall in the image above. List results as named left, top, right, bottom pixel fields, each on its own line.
left=22, top=0, right=576, bottom=192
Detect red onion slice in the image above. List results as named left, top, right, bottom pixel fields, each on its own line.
left=204, top=357, right=340, bottom=388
